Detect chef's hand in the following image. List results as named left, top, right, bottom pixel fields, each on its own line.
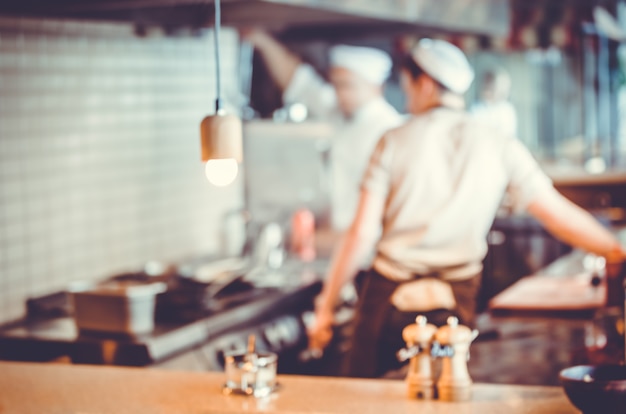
left=603, top=244, right=626, bottom=287
left=605, top=243, right=626, bottom=264
left=306, top=307, right=334, bottom=356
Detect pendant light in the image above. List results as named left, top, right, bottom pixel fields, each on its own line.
left=200, top=0, right=243, bottom=187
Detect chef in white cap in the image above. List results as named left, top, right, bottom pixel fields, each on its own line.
left=308, top=38, right=626, bottom=378
left=470, top=66, right=518, bottom=137
left=244, top=30, right=403, bottom=233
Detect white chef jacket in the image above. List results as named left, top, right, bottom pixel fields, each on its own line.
left=284, top=64, right=404, bottom=230
left=362, top=107, right=554, bottom=281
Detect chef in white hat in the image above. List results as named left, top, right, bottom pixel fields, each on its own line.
left=470, top=67, right=517, bottom=137
left=308, top=38, right=626, bottom=378
left=244, top=30, right=404, bottom=234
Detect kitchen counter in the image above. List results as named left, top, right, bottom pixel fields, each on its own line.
left=542, top=165, right=626, bottom=220
left=544, top=165, right=626, bottom=186
left=0, top=361, right=577, bottom=414
left=0, top=261, right=324, bottom=367
left=488, top=249, right=605, bottom=318
left=488, top=226, right=626, bottom=318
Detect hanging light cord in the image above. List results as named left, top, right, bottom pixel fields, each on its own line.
left=214, top=0, right=222, bottom=113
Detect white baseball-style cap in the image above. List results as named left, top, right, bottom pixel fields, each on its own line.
left=411, top=38, right=475, bottom=94
left=329, top=45, right=392, bottom=86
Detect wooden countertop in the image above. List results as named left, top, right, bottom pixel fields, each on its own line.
left=542, top=164, right=626, bottom=186
left=0, top=361, right=577, bottom=413
left=488, top=250, right=605, bottom=318
left=489, top=226, right=626, bottom=318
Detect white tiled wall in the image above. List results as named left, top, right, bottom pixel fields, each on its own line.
left=0, top=17, right=243, bottom=323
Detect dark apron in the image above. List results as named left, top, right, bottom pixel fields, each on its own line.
left=343, top=268, right=481, bottom=378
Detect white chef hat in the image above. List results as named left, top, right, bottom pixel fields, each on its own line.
left=410, top=38, right=474, bottom=94
left=329, top=45, right=392, bottom=85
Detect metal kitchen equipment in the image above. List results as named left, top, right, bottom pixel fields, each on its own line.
left=253, top=221, right=285, bottom=269
left=580, top=6, right=624, bottom=171
left=242, top=121, right=335, bottom=227
left=223, top=335, right=279, bottom=398
left=0, top=0, right=510, bottom=38
left=70, top=281, right=166, bottom=335
left=157, top=256, right=260, bottom=322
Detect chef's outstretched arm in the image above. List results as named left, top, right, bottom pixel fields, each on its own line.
left=308, top=189, right=385, bottom=351
left=243, top=29, right=336, bottom=118
left=527, top=189, right=626, bottom=263
left=242, top=29, right=300, bottom=91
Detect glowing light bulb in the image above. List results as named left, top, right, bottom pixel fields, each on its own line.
left=205, top=158, right=238, bottom=187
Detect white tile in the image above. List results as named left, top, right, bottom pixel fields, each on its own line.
left=0, top=21, right=242, bottom=323
left=3, top=261, right=28, bottom=283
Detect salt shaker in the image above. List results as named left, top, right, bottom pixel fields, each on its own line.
left=223, top=335, right=279, bottom=398
left=402, top=315, right=437, bottom=399
left=435, top=316, right=473, bottom=402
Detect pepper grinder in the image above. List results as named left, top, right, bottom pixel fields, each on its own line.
left=402, top=315, right=437, bottom=399
left=435, top=316, right=473, bottom=402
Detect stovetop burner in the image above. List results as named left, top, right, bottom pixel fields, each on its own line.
left=25, top=269, right=279, bottom=325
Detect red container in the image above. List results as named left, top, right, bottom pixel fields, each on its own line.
left=290, top=208, right=316, bottom=262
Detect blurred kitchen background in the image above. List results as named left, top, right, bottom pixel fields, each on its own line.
left=1, top=0, right=625, bottom=384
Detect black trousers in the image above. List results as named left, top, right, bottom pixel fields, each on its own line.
left=342, top=268, right=481, bottom=378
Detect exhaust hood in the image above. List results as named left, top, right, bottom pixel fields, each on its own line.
left=0, top=0, right=510, bottom=37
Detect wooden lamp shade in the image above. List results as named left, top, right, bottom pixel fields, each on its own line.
left=199, top=0, right=242, bottom=166
left=200, top=112, right=243, bottom=163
